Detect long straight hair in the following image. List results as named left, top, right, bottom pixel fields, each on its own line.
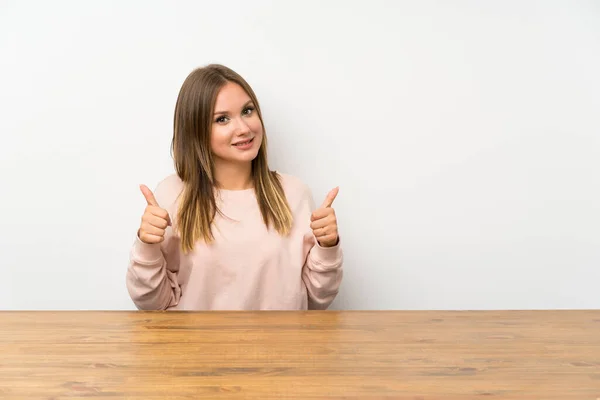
left=171, top=64, right=293, bottom=252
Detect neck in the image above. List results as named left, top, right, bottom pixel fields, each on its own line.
left=214, top=160, right=253, bottom=190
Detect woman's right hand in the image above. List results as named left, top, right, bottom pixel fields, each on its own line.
left=138, top=184, right=171, bottom=244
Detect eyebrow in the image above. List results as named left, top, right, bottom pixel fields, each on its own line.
left=213, top=100, right=254, bottom=116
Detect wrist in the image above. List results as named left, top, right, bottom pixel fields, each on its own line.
left=318, top=236, right=339, bottom=248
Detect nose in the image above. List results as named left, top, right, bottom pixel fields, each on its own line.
left=235, top=117, right=251, bottom=136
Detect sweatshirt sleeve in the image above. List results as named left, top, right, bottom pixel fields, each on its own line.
left=126, top=235, right=181, bottom=310
left=125, top=177, right=182, bottom=310
left=299, top=185, right=344, bottom=310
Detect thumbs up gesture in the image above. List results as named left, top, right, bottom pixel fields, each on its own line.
left=310, top=187, right=340, bottom=248
left=138, top=184, right=171, bottom=244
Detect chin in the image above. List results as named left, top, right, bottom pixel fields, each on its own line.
left=220, top=149, right=258, bottom=164
left=239, top=150, right=260, bottom=163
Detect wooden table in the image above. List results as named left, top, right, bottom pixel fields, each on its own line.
left=1, top=310, right=599, bottom=399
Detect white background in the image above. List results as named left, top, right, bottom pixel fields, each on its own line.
left=1, top=0, right=599, bottom=310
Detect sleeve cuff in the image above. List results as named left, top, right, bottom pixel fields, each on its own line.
left=131, top=234, right=164, bottom=264
left=310, top=236, right=343, bottom=269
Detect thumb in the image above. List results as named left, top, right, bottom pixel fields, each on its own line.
left=320, top=186, right=339, bottom=208
left=140, top=184, right=159, bottom=207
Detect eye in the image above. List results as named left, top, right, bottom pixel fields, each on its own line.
left=243, top=106, right=255, bottom=116
left=215, top=115, right=229, bottom=124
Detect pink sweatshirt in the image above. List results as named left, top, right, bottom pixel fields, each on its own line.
left=126, top=173, right=343, bottom=310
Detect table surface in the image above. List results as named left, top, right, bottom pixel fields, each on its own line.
left=1, top=310, right=599, bottom=399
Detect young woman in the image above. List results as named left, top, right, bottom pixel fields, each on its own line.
left=126, top=64, right=343, bottom=311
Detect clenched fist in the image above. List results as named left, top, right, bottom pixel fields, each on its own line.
left=310, top=187, right=339, bottom=248
left=138, top=184, right=171, bottom=244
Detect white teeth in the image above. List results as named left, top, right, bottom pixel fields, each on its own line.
left=235, top=139, right=251, bottom=146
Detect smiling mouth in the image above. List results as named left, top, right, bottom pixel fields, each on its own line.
left=233, top=138, right=254, bottom=147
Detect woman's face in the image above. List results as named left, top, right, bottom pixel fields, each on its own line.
left=210, top=81, right=263, bottom=165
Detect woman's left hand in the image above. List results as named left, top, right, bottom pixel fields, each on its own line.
left=310, top=187, right=340, bottom=247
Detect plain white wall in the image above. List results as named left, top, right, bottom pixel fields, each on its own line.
left=1, top=0, right=599, bottom=310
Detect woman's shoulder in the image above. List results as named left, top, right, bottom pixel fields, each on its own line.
left=153, top=173, right=185, bottom=208
left=275, top=171, right=313, bottom=202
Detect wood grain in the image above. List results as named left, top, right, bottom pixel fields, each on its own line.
left=0, top=310, right=599, bottom=399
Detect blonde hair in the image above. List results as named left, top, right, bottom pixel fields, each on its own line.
left=171, top=64, right=293, bottom=252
